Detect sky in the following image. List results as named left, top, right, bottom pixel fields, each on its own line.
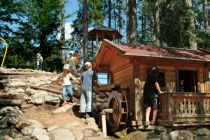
left=65, top=0, right=79, bottom=23
left=63, top=0, right=79, bottom=40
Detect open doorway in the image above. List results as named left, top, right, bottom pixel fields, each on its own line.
left=179, top=70, right=197, bottom=92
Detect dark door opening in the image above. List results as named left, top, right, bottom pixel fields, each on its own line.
left=179, top=70, right=197, bottom=92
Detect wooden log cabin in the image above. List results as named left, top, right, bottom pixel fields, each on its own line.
left=93, top=39, right=210, bottom=127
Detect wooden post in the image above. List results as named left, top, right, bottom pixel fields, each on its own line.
left=168, top=93, right=173, bottom=126
left=101, top=112, right=107, bottom=138
left=100, top=109, right=113, bottom=138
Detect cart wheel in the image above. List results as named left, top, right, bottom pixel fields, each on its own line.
left=107, top=91, right=128, bottom=132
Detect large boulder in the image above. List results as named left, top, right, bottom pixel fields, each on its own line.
left=50, top=128, right=75, bottom=140
left=31, top=127, right=49, bottom=140
left=194, top=128, right=210, bottom=136
left=170, top=130, right=193, bottom=140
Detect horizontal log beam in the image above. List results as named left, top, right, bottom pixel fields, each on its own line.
left=30, top=85, right=61, bottom=94
left=0, top=99, right=22, bottom=106
left=0, top=93, right=19, bottom=99
left=95, top=84, right=115, bottom=92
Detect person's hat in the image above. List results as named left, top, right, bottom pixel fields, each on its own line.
left=63, top=64, right=70, bottom=70
left=85, top=62, right=92, bottom=69
left=69, top=51, right=73, bottom=54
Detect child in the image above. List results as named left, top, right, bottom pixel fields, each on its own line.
left=58, top=64, right=80, bottom=106
left=67, top=51, right=77, bottom=74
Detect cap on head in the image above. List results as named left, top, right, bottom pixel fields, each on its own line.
left=69, top=51, right=73, bottom=54
left=63, top=64, right=70, bottom=70
left=85, top=62, right=92, bottom=69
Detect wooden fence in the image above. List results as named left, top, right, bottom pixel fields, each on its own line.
left=157, top=92, right=210, bottom=126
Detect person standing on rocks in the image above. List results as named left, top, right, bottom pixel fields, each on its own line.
left=67, top=51, right=77, bottom=75
left=36, top=53, right=43, bottom=70
left=56, top=64, right=80, bottom=106
left=80, top=62, right=97, bottom=118
left=73, top=50, right=81, bottom=70
left=143, top=66, right=163, bottom=127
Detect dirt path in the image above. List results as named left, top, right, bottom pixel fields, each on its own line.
left=22, top=104, right=82, bottom=128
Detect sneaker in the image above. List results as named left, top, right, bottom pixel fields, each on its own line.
left=85, top=113, right=90, bottom=118
left=144, top=121, right=150, bottom=128
left=150, top=121, right=157, bottom=126
left=70, top=99, right=74, bottom=103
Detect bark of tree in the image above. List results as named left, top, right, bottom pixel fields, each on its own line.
left=117, top=0, right=123, bottom=37
left=114, top=2, right=117, bottom=29
left=39, top=32, right=46, bottom=52
left=141, top=1, right=144, bottom=44
left=61, top=0, right=65, bottom=62
left=108, top=0, right=112, bottom=27
left=126, top=0, right=137, bottom=44
left=155, top=0, right=160, bottom=46
left=204, top=0, right=208, bottom=33
left=83, top=0, right=89, bottom=62
left=185, top=0, right=197, bottom=50
left=37, top=0, right=45, bottom=52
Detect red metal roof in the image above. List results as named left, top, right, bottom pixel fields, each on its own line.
left=105, top=40, right=210, bottom=62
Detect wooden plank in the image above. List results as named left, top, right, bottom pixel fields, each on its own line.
left=95, top=84, right=115, bottom=92
left=30, top=85, right=61, bottom=94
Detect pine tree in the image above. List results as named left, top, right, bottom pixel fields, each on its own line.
left=185, top=0, right=197, bottom=50
left=82, top=0, right=89, bottom=62
left=6, top=0, right=63, bottom=71
left=127, top=0, right=137, bottom=44
left=0, top=0, right=24, bottom=37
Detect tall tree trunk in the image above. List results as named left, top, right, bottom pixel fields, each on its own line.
left=117, top=0, right=123, bottom=43
left=108, top=0, right=112, bottom=27
left=185, top=0, right=197, bottom=50
left=114, top=2, right=117, bottom=29
left=141, top=0, right=144, bottom=44
left=39, top=32, right=45, bottom=52
left=126, top=0, right=129, bottom=43
left=83, top=0, right=89, bottom=62
left=38, top=0, right=45, bottom=53
left=204, top=0, right=208, bottom=33
left=117, top=0, right=123, bottom=35
left=61, top=0, right=65, bottom=62
left=127, top=0, right=137, bottom=44
left=155, top=0, right=160, bottom=46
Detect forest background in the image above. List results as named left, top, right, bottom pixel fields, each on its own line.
left=0, top=0, right=209, bottom=72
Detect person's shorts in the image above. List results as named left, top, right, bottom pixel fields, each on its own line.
left=76, top=65, right=80, bottom=69
left=143, top=96, right=158, bottom=109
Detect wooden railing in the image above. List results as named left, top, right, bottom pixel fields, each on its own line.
left=157, top=92, right=210, bottom=126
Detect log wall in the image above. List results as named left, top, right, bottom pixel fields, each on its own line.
left=111, top=58, right=135, bottom=116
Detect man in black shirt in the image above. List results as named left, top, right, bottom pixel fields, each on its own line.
left=143, top=66, right=164, bottom=127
